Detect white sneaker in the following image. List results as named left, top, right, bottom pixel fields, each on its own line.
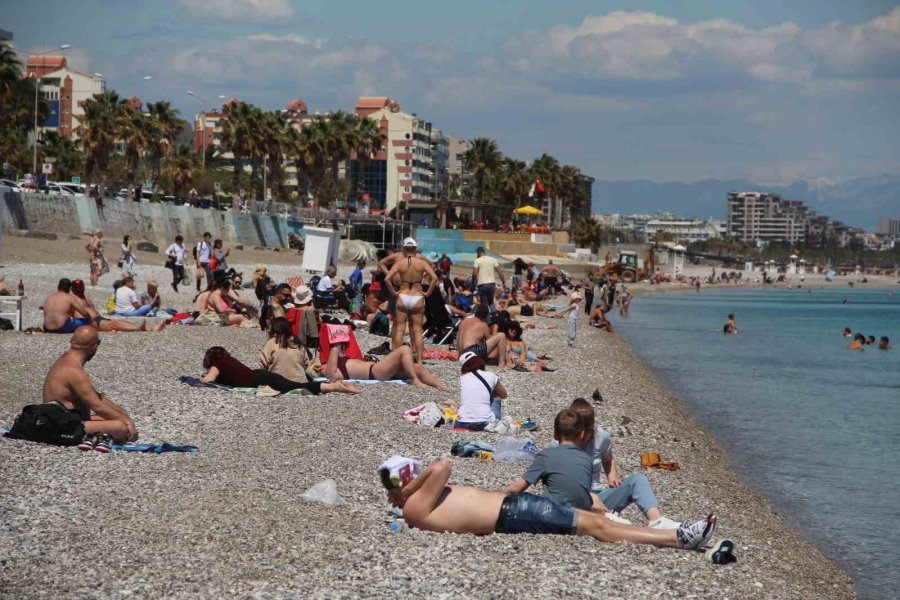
left=649, top=516, right=681, bottom=530
left=677, top=514, right=716, bottom=551
left=605, top=512, right=632, bottom=525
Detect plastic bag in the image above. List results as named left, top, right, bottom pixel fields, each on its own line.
left=493, top=436, right=538, bottom=462
left=300, top=479, right=345, bottom=506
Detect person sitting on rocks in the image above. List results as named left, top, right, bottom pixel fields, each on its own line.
left=523, top=398, right=683, bottom=529
left=206, top=279, right=247, bottom=327
left=114, top=276, right=153, bottom=317
left=70, top=279, right=165, bottom=332
left=456, top=303, right=511, bottom=367
left=383, top=454, right=718, bottom=552
left=323, top=339, right=445, bottom=389
left=269, top=283, right=293, bottom=321
left=42, top=278, right=95, bottom=333
left=9, top=326, right=137, bottom=451
left=454, top=351, right=507, bottom=430
left=589, top=303, right=615, bottom=333
left=200, top=346, right=359, bottom=395
left=259, top=317, right=312, bottom=383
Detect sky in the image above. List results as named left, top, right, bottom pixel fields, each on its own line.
left=4, top=0, right=900, bottom=186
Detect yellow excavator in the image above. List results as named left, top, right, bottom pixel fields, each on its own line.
left=597, top=246, right=656, bottom=282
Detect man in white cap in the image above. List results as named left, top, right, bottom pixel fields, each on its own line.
left=384, top=237, right=438, bottom=363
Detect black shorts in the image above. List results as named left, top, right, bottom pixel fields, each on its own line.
left=463, top=341, right=488, bottom=360
left=8, top=402, right=85, bottom=446
left=495, top=493, right=578, bottom=535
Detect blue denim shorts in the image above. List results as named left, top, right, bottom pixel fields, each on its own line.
left=495, top=493, right=578, bottom=535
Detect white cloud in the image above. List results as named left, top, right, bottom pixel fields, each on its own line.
left=503, top=7, right=900, bottom=87
left=178, top=0, right=294, bottom=22
left=247, top=33, right=327, bottom=49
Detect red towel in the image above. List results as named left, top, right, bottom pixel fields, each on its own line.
left=285, top=307, right=303, bottom=336
left=319, top=323, right=364, bottom=362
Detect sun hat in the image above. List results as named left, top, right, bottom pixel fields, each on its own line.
left=293, top=285, right=313, bottom=305
left=458, top=350, right=478, bottom=365
left=402, top=237, right=418, bottom=248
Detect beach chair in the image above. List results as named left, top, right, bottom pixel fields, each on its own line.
left=424, top=291, right=459, bottom=345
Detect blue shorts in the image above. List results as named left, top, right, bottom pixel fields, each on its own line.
left=44, top=317, right=91, bottom=334
left=494, top=493, right=578, bottom=535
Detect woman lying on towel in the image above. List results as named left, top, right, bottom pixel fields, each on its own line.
left=323, top=341, right=446, bottom=390
left=200, top=346, right=360, bottom=395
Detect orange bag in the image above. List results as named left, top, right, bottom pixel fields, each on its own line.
left=640, top=451, right=680, bottom=471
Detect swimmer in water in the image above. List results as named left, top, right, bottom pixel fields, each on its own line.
left=842, top=327, right=852, bottom=338
left=879, top=336, right=891, bottom=351
left=865, top=335, right=876, bottom=346
left=723, top=313, right=738, bottom=335
left=847, top=334, right=865, bottom=351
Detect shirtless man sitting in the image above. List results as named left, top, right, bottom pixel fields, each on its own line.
left=456, top=303, right=511, bottom=368
left=383, top=458, right=717, bottom=552
left=43, top=278, right=96, bottom=333
left=385, top=237, right=438, bottom=364
left=9, top=326, right=137, bottom=451
left=70, top=279, right=166, bottom=332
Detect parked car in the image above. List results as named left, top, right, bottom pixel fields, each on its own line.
left=53, top=182, right=85, bottom=197
left=0, top=179, right=21, bottom=192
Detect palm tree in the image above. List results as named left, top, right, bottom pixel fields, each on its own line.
left=161, top=144, right=200, bottom=198
left=40, top=131, right=82, bottom=181
left=76, top=91, right=122, bottom=188
left=498, top=158, right=531, bottom=209
left=259, top=111, right=288, bottom=203
left=146, top=101, right=181, bottom=184
left=118, top=100, right=152, bottom=201
left=220, top=101, right=259, bottom=208
left=560, top=164, right=587, bottom=231
left=0, top=40, right=22, bottom=96
left=351, top=115, right=384, bottom=207
left=463, top=137, right=502, bottom=203
left=529, top=153, right=561, bottom=226
left=574, top=217, right=606, bottom=253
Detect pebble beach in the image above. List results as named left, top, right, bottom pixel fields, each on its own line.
left=0, top=259, right=855, bottom=599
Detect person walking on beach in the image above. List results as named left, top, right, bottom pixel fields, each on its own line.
left=212, top=239, right=230, bottom=274
left=193, top=232, right=213, bottom=292
left=165, top=235, right=187, bottom=293
left=85, top=230, right=108, bottom=287
left=8, top=325, right=138, bottom=449
left=119, top=235, right=137, bottom=278
left=473, top=246, right=505, bottom=313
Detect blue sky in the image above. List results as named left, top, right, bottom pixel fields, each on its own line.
left=5, top=1, right=900, bottom=186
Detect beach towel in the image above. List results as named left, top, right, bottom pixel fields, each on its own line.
left=318, top=323, right=363, bottom=363
left=312, top=377, right=409, bottom=385
left=177, top=376, right=313, bottom=396
left=2, top=428, right=198, bottom=453
left=422, top=348, right=458, bottom=361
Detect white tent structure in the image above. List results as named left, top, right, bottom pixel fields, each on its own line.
left=671, top=244, right=686, bottom=277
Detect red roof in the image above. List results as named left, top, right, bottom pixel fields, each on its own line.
left=286, top=99, right=308, bottom=113
left=355, top=96, right=400, bottom=113
left=26, top=56, right=67, bottom=68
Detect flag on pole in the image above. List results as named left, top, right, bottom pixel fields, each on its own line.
left=529, top=177, right=546, bottom=198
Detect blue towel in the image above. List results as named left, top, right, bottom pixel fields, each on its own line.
left=2, top=428, right=198, bottom=453
left=111, top=442, right=198, bottom=453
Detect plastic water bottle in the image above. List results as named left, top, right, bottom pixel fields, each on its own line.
left=389, top=521, right=409, bottom=533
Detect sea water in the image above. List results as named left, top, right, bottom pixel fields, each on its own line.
left=615, top=288, right=899, bottom=600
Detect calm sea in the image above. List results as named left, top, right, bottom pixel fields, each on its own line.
left=615, top=288, right=899, bottom=600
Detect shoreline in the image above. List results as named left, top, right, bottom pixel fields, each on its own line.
left=0, top=260, right=854, bottom=598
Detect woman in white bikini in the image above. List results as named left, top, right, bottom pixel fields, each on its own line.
left=385, top=237, right=438, bottom=364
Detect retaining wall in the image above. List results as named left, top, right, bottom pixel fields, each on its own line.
left=1, top=192, right=305, bottom=249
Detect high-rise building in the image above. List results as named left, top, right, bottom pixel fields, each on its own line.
left=878, top=217, right=900, bottom=237
left=726, top=191, right=814, bottom=244
left=24, top=55, right=104, bottom=140
left=353, top=97, right=436, bottom=215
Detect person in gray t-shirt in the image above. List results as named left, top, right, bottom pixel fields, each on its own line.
left=505, top=408, right=594, bottom=511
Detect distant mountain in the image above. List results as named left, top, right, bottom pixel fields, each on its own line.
left=591, top=174, right=900, bottom=231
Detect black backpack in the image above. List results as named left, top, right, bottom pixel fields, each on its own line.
left=10, top=403, right=84, bottom=446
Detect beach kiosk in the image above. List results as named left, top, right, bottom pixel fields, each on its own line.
left=302, top=226, right=341, bottom=273
left=671, top=244, right=686, bottom=277
left=788, top=254, right=798, bottom=275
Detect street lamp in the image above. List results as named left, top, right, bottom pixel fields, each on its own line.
left=187, top=90, right=209, bottom=170
left=31, top=44, right=71, bottom=175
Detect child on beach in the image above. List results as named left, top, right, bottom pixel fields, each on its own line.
left=549, top=292, right=581, bottom=347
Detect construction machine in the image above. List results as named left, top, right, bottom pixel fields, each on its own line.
left=596, top=247, right=656, bottom=282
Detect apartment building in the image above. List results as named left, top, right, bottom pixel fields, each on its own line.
left=24, top=55, right=104, bottom=140
left=726, top=192, right=812, bottom=244
left=878, top=217, right=900, bottom=237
